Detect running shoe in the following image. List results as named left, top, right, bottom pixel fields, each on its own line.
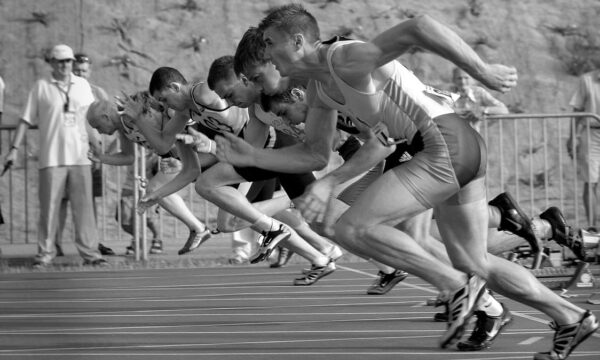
left=540, top=207, right=586, bottom=261
left=228, top=255, right=249, bottom=265
left=249, top=224, right=291, bottom=264
left=366, top=270, right=409, bottom=295
left=98, top=243, right=115, bottom=256
left=82, top=258, right=109, bottom=267
left=270, top=246, right=294, bottom=268
left=149, top=239, right=163, bottom=254
left=489, top=192, right=541, bottom=253
left=439, top=274, right=487, bottom=348
left=293, top=260, right=336, bottom=286
left=178, top=229, right=212, bottom=255
left=457, top=303, right=513, bottom=351
left=533, top=310, right=598, bottom=360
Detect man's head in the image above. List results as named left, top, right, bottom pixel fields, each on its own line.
left=260, top=87, right=307, bottom=125
left=207, top=55, right=258, bottom=108
left=86, top=100, right=120, bottom=135
left=258, top=4, right=320, bottom=76
left=452, top=68, right=472, bottom=92
left=149, top=67, right=189, bottom=111
left=49, top=44, right=75, bottom=79
left=73, top=53, right=92, bottom=79
left=234, top=27, right=285, bottom=95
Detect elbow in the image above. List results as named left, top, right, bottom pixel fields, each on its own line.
left=311, top=153, right=330, bottom=171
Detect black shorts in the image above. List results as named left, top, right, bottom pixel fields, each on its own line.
left=233, top=130, right=315, bottom=200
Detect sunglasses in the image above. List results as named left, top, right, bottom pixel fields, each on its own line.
left=74, top=55, right=91, bottom=64
left=54, top=59, right=73, bottom=64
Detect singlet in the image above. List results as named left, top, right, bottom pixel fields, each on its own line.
left=187, top=82, right=248, bottom=138
left=315, top=38, right=454, bottom=143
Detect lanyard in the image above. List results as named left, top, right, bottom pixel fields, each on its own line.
left=54, top=77, right=72, bottom=112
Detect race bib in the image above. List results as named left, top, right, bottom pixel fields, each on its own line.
left=63, top=112, right=76, bottom=127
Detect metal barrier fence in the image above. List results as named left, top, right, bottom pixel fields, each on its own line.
left=482, top=112, right=600, bottom=229
left=1, top=113, right=599, bottom=251
left=0, top=124, right=216, bottom=253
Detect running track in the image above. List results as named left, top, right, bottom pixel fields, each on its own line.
left=1, top=262, right=599, bottom=360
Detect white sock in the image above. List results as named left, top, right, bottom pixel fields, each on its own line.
left=476, top=290, right=503, bottom=317
left=532, top=218, right=553, bottom=240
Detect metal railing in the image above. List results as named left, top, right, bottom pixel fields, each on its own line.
left=2, top=113, right=599, bottom=253
left=0, top=124, right=216, bottom=251
left=482, top=112, right=600, bottom=229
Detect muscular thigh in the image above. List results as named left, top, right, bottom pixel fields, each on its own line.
left=198, top=162, right=246, bottom=187
left=340, top=169, right=428, bottom=226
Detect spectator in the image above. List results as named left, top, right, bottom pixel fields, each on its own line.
left=450, top=67, right=509, bottom=132
left=3, top=44, right=106, bottom=268
left=568, top=69, right=600, bottom=229
left=55, top=52, right=116, bottom=256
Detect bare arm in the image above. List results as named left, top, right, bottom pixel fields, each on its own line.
left=91, top=132, right=135, bottom=166
left=140, top=142, right=201, bottom=205
left=4, top=120, right=31, bottom=166
left=339, top=14, right=517, bottom=92
left=321, top=129, right=394, bottom=186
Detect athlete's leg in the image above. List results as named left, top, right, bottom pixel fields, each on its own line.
left=435, top=180, right=587, bottom=331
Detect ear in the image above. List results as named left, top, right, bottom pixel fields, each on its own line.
left=293, top=34, right=304, bottom=50
left=240, top=74, right=249, bottom=86
left=168, top=82, right=181, bottom=92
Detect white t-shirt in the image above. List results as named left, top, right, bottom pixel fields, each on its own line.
left=21, top=74, right=95, bottom=168
left=0, top=76, right=5, bottom=113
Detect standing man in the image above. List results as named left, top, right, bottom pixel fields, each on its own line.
left=3, top=44, right=106, bottom=267
left=569, top=70, right=600, bottom=231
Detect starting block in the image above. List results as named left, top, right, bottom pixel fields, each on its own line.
left=530, top=261, right=597, bottom=298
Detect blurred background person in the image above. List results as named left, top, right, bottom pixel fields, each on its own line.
left=3, top=44, right=105, bottom=268
left=568, top=69, right=600, bottom=230
left=450, top=67, right=509, bottom=133
left=55, top=52, right=116, bottom=256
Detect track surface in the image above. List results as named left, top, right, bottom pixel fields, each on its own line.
left=1, top=262, right=599, bottom=360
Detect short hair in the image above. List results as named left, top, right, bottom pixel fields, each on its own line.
left=260, top=86, right=305, bottom=113
left=234, top=27, right=267, bottom=76
left=149, top=67, right=187, bottom=95
left=258, top=3, right=320, bottom=43
left=86, top=100, right=115, bottom=123
left=207, top=55, right=236, bottom=90
left=74, top=53, right=91, bottom=64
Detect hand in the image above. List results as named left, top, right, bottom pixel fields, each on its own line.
left=137, top=193, right=160, bottom=214
left=566, top=137, right=579, bottom=159
left=214, top=132, right=256, bottom=166
left=457, top=109, right=480, bottom=123
left=478, top=64, right=518, bottom=93
left=87, top=149, right=101, bottom=162
left=118, top=93, right=145, bottom=122
left=4, top=149, right=17, bottom=168
left=176, top=127, right=213, bottom=153
left=296, top=176, right=338, bottom=234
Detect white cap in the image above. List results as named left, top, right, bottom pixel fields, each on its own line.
left=50, top=44, right=75, bottom=61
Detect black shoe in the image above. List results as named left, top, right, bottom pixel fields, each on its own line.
left=489, top=192, right=541, bottom=253
left=366, top=270, right=408, bottom=295
left=457, top=304, right=513, bottom=351
left=539, top=207, right=586, bottom=261
left=533, top=310, right=598, bottom=359
left=250, top=224, right=292, bottom=264
left=178, top=229, right=212, bottom=255
left=434, top=305, right=449, bottom=322
left=83, top=258, right=109, bottom=267
left=55, top=244, right=64, bottom=257
left=98, top=243, right=115, bottom=256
